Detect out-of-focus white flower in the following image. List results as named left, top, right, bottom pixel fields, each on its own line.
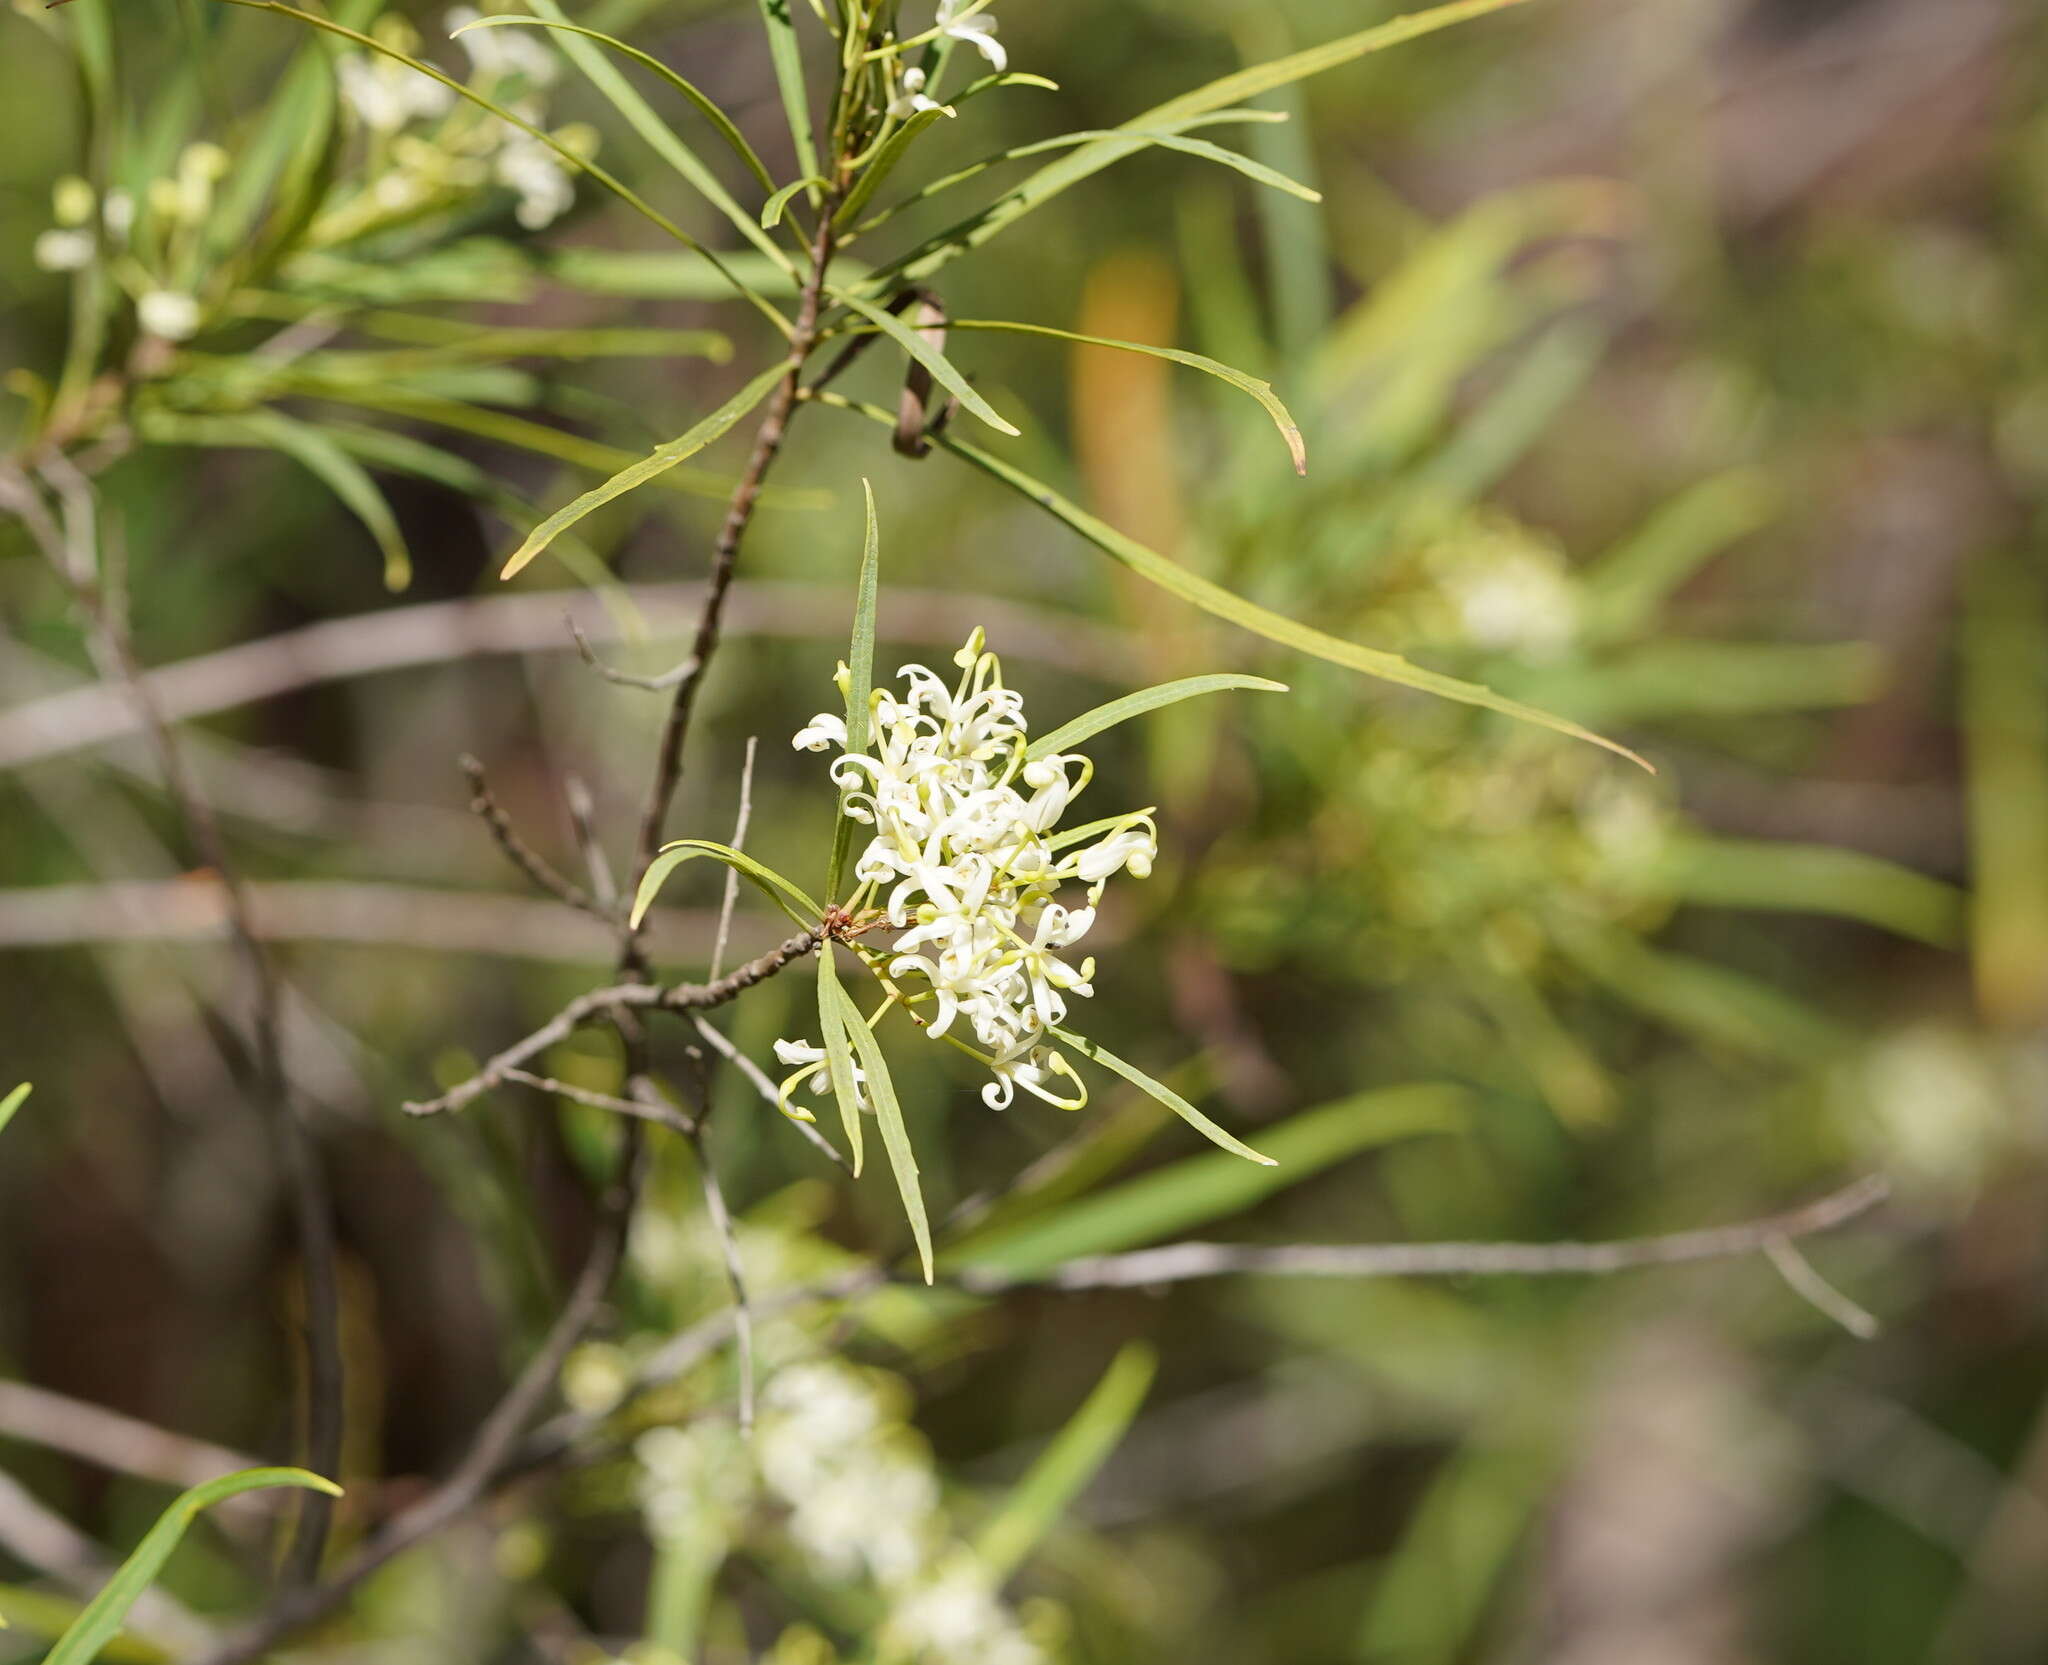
left=637, top=1422, right=755, bottom=1543
left=889, top=66, right=949, bottom=120
left=101, top=188, right=134, bottom=239
left=448, top=6, right=558, bottom=85
left=339, top=51, right=455, bottom=133
left=495, top=130, right=574, bottom=228
left=889, top=1552, right=1045, bottom=1664
left=137, top=290, right=202, bottom=341
left=1442, top=543, right=1579, bottom=660
left=935, top=0, right=1005, bottom=71
left=34, top=230, right=95, bottom=272
left=787, top=630, right=1156, bottom=1110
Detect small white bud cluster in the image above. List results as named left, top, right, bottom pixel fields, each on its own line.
left=780, top=631, right=1157, bottom=1113
left=32, top=152, right=220, bottom=342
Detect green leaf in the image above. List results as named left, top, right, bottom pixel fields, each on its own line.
left=817, top=393, right=1649, bottom=769
left=630, top=839, right=822, bottom=930
left=219, top=0, right=793, bottom=334
left=1026, top=674, right=1287, bottom=762
left=833, top=106, right=947, bottom=230
left=46, top=1468, right=342, bottom=1665
left=1510, top=640, right=1884, bottom=723
left=1582, top=468, right=1781, bottom=642
left=0, top=1084, right=28, bottom=1137
left=140, top=409, right=412, bottom=589
left=816, top=949, right=865, bottom=1178
left=456, top=13, right=780, bottom=197
left=974, top=1342, right=1156, bottom=1578
left=877, top=0, right=1536, bottom=287
left=954, top=1083, right=1468, bottom=1276
left=827, top=481, right=882, bottom=900
left=1047, top=1026, right=1274, bottom=1167
left=826, top=290, right=1021, bottom=438
left=825, top=975, right=933, bottom=1282
left=501, top=364, right=788, bottom=577
left=940, top=320, right=1307, bottom=472
left=754, top=0, right=819, bottom=184
left=548, top=247, right=869, bottom=300
left=1658, top=836, right=1966, bottom=947
left=761, top=176, right=825, bottom=228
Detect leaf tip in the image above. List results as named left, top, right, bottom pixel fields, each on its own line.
left=499, top=542, right=541, bottom=580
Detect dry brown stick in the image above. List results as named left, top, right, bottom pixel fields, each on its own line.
left=951, top=1177, right=1892, bottom=1293
left=0, top=1381, right=264, bottom=1494
left=630, top=206, right=840, bottom=885
left=496, top=1066, right=697, bottom=1135
left=191, top=1125, right=648, bottom=1665
left=0, top=461, right=345, bottom=1583
left=562, top=774, right=618, bottom=912
left=403, top=928, right=823, bottom=1116
left=459, top=755, right=605, bottom=919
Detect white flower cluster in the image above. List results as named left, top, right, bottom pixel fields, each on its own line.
left=636, top=1360, right=1044, bottom=1664
left=780, top=631, right=1157, bottom=1113
left=33, top=153, right=218, bottom=342
left=888, top=1, right=1007, bottom=120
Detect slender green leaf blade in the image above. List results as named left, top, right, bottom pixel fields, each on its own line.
left=0, top=1084, right=28, bottom=1137
left=503, top=364, right=787, bottom=577
left=1027, top=674, right=1287, bottom=762
left=1658, top=837, right=1965, bottom=947
left=828, top=291, right=1022, bottom=438
left=834, top=106, right=946, bottom=229
left=832, top=978, right=933, bottom=1282
left=754, top=0, right=818, bottom=183
left=816, top=949, right=865, bottom=1177
left=975, top=1342, right=1156, bottom=1578
left=827, top=481, right=882, bottom=899
left=46, top=1468, right=342, bottom=1665
left=1049, top=1026, right=1274, bottom=1167
left=630, top=839, right=822, bottom=929
left=761, top=176, right=823, bottom=228
left=955, top=1083, right=1468, bottom=1277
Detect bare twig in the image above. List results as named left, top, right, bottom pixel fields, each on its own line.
left=570, top=616, right=699, bottom=691
left=0, top=582, right=1133, bottom=771
left=1764, top=1234, right=1881, bottom=1338
left=459, top=755, right=604, bottom=919
left=497, top=1066, right=696, bottom=1135
left=0, top=1381, right=263, bottom=1494
left=710, top=736, right=758, bottom=981
left=0, top=461, right=344, bottom=1581
left=562, top=774, right=618, bottom=912
left=951, top=1177, right=1892, bottom=1293
left=403, top=928, right=823, bottom=1116
left=691, top=1126, right=756, bottom=1434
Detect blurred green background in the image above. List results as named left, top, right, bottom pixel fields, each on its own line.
left=4, top=0, right=2047, bottom=1660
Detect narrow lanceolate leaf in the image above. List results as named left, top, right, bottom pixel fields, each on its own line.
left=45, top=1468, right=342, bottom=1665
left=754, top=0, right=819, bottom=183
left=953, top=1084, right=1467, bottom=1276
left=882, top=0, right=1536, bottom=287
left=141, top=409, right=412, bottom=589
left=937, top=321, right=1308, bottom=473
left=828, top=976, right=933, bottom=1282
left=816, top=949, right=865, bottom=1177
left=1049, top=1026, right=1273, bottom=1166
left=218, top=0, right=792, bottom=334
left=0, top=1084, right=28, bottom=1137
left=502, top=365, right=788, bottom=577
left=833, top=106, right=947, bottom=230
left=631, top=839, right=822, bottom=930
left=975, top=1343, right=1157, bottom=1578
left=817, top=394, right=1650, bottom=769
left=1027, top=674, right=1287, bottom=762
left=827, top=482, right=882, bottom=900
left=456, top=14, right=779, bottom=195
left=827, top=291, right=1022, bottom=438
left=762, top=176, right=824, bottom=228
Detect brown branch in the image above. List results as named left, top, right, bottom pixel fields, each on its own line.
left=496, top=1066, right=697, bottom=1135
left=459, top=754, right=605, bottom=919
left=951, top=1177, right=1892, bottom=1293
left=403, top=929, right=823, bottom=1116
left=562, top=774, right=618, bottom=912
left=0, top=461, right=345, bottom=1581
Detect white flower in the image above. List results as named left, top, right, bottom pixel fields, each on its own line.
left=890, top=1553, right=1045, bottom=1663
left=495, top=130, right=574, bottom=228
left=935, top=0, right=1005, bottom=71
left=889, top=66, right=950, bottom=120
left=448, top=7, right=558, bottom=85
left=137, top=290, right=201, bottom=341
left=101, top=189, right=134, bottom=239
left=338, top=52, right=454, bottom=133
left=34, top=230, right=95, bottom=273
left=771, top=1036, right=867, bottom=1119
left=791, top=630, right=1156, bottom=1112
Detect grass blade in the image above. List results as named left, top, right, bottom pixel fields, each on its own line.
left=1048, top=1026, right=1273, bottom=1166
left=974, top=1342, right=1156, bottom=1578
left=828, top=975, right=933, bottom=1282
left=1026, top=674, right=1287, bottom=762
left=630, top=838, right=822, bottom=929
left=816, top=948, right=865, bottom=1177
left=827, top=481, right=882, bottom=900
left=47, top=1468, right=342, bottom=1665
left=827, top=291, right=1021, bottom=438
left=501, top=364, right=788, bottom=577
left=0, top=1084, right=28, bottom=1137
